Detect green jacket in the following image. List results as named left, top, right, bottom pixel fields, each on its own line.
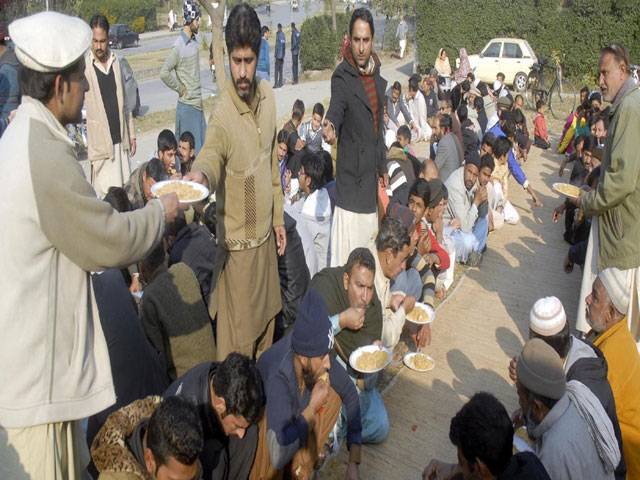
left=581, top=79, right=640, bottom=270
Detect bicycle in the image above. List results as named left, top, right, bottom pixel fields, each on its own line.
left=525, top=57, right=577, bottom=119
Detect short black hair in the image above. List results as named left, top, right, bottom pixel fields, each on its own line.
left=375, top=216, right=410, bottom=254
left=473, top=96, right=484, bottom=111
left=482, top=132, right=497, bottom=148
left=529, top=322, right=571, bottom=359
left=392, top=80, right=402, bottom=92
left=103, top=187, right=132, bottom=212
left=312, top=102, right=325, bottom=118
left=439, top=113, right=452, bottom=131
left=349, top=7, right=374, bottom=38
left=261, top=25, right=269, bottom=35
left=397, top=125, right=411, bottom=142
left=291, top=22, right=296, bottom=28
left=595, top=111, right=610, bottom=130
left=493, top=137, right=512, bottom=158
left=480, top=154, right=495, bottom=172
left=226, top=3, right=262, bottom=57
left=212, top=352, right=264, bottom=424
left=321, top=150, right=334, bottom=183
left=147, top=396, right=203, bottom=468
left=496, top=72, right=505, bottom=81
left=449, top=392, right=514, bottom=477
left=157, top=129, right=177, bottom=152
left=146, top=158, right=169, bottom=182
left=467, top=72, right=475, bottom=82
left=409, top=178, right=430, bottom=206
left=277, top=23, right=282, bottom=29
left=89, top=14, right=110, bottom=33
left=502, top=119, right=516, bottom=139
left=179, top=131, right=195, bottom=150
left=457, top=104, right=468, bottom=123
left=300, top=150, right=326, bottom=192
left=277, top=128, right=289, bottom=145
left=19, top=58, right=83, bottom=102
left=408, top=75, right=419, bottom=92
left=535, top=99, right=545, bottom=111
left=345, top=247, right=375, bottom=275
left=292, top=99, right=305, bottom=121
left=512, top=109, right=525, bottom=125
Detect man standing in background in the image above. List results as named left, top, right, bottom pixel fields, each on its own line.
left=257, top=25, right=270, bottom=81
left=161, top=0, right=207, bottom=154
left=291, top=22, right=301, bottom=84
left=85, top=14, right=136, bottom=198
left=274, top=23, right=285, bottom=88
left=395, top=16, right=408, bottom=59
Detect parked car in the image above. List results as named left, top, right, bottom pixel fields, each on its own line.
left=109, top=24, right=139, bottom=49
left=466, top=38, right=537, bottom=92
left=119, top=57, right=141, bottom=118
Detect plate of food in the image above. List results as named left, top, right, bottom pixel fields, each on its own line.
left=405, top=302, right=435, bottom=325
left=552, top=182, right=581, bottom=200
left=403, top=352, right=435, bottom=372
left=151, top=180, right=209, bottom=204
left=349, top=345, right=392, bottom=374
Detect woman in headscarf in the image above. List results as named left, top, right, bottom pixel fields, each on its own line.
left=454, top=48, right=471, bottom=84
left=434, top=48, right=452, bottom=76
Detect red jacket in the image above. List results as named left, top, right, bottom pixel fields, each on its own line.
left=417, top=222, right=450, bottom=271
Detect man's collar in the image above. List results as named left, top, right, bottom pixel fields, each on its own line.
left=610, top=77, right=638, bottom=113
left=181, top=29, right=196, bottom=43
left=90, top=49, right=115, bottom=73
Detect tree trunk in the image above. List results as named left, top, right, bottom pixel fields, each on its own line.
left=330, top=0, right=337, bottom=32
left=198, top=0, right=227, bottom=88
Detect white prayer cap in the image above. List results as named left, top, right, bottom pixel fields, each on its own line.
left=529, top=296, right=566, bottom=336
left=9, top=12, right=91, bottom=73
left=598, top=268, right=632, bottom=315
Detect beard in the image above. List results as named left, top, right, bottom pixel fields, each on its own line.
left=234, top=76, right=256, bottom=101
left=301, top=363, right=317, bottom=391
left=524, top=408, right=539, bottom=439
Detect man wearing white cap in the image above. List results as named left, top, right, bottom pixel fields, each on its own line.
left=0, top=12, right=179, bottom=479
left=84, top=14, right=136, bottom=198
left=510, top=296, right=626, bottom=479
left=587, top=268, right=640, bottom=479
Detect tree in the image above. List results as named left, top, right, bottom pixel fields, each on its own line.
left=198, top=0, right=227, bottom=87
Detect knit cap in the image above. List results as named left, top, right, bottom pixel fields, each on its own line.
left=529, top=296, right=566, bottom=336
left=516, top=338, right=566, bottom=400
left=183, top=0, right=201, bottom=23
left=292, top=290, right=334, bottom=358
left=599, top=268, right=632, bottom=315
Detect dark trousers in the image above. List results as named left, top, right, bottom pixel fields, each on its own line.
left=204, top=423, right=258, bottom=480
left=274, top=58, right=284, bottom=87
left=534, top=135, right=551, bottom=149
left=292, top=53, right=299, bottom=83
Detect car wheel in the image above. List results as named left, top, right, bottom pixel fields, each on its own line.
left=513, top=72, right=528, bottom=92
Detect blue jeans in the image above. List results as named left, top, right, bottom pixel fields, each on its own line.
left=473, top=215, right=489, bottom=252
left=176, top=102, right=207, bottom=155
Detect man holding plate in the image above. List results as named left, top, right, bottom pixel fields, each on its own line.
left=186, top=4, right=286, bottom=361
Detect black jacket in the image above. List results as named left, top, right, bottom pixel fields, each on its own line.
left=498, top=452, right=551, bottom=479
left=326, top=56, right=387, bottom=214
left=566, top=345, right=627, bottom=480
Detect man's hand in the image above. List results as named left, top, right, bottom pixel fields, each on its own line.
left=340, top=307, right=366, bottom=331
left=512, top=408, right=524, bottom=428
left=390, top=293, right=405, bottom=312
left=473, top=185, right=488, bottom=206
left=308, top=377, right=330, bottom=413
left=552, top=203, right=566, bottom=223
left=183, top=170, right=209, bottom=188
left=509, top=356, right=517, bottom=383
left=380, top=172, right=390, bottom=189
left=129, top=137, right=137, bottom=157
left=412, top=324, right=432, bottom=348
left=295, top=138, right=305, bottom=151
left=402, top=295, right=416, bottom=314
left=417, top=233, right=432, bottom=257
left=422, top=459, right=458, bottom=480
left=345, top=462, right=359, bottom=480
left=159, top=193, right=180, bottom=224
left=180, top=86, right=187, bottom=98
left=449, top=218, right=461, bottom=230
left=274, top=225, right=287, bottom=256
left=322, top=119, right=336, bottom=145
left=530, top=190, right=543, bottom=208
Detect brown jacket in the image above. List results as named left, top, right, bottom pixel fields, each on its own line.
left=85, top=50, right=135, bottom=162
left=194, top=78, right=284, bottom=251
left=91, top=396, right=161, bottom=480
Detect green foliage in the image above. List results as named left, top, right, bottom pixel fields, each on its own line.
left=382, top=18, right=399, bottom=52
left=130, top=16, right=146, bottom=33
left=300, top=13, right=349, bottom=71
left=75, top=0, right=157, bottom=32
left=415, top=0, right=639, bottom=80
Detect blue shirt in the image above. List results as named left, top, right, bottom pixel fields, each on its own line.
left=257, top=37, right=270, bottom=74
left=291, top=29, right=301, bottom=55
left=489, top=123, right=528, bottom=188
left=275, top=30, right=286, bottom=59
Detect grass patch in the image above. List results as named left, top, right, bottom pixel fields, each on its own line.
left=127, top=48, right=173, bottom=76
left=135, top=95, right=219, bottom=135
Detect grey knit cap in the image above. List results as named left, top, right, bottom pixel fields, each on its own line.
left=516, top=338, right=566, bottom=400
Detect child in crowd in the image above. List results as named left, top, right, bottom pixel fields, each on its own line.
left=533, top=100, right=550, bottom=149
left=487, top=137, right=520, bottom=228
left=298, top=102, right=329, bottom=153
left=178, top=131, right=195, bottom=176
left=157, top=129, right=179, bottom=176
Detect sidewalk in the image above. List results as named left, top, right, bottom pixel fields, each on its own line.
left=322, top=126, right=580, bottom=479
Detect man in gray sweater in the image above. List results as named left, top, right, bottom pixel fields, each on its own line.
left=434, top=113, right=463, bottom=182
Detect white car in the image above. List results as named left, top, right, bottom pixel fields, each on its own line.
left=467, top=38, right=538, bottom=92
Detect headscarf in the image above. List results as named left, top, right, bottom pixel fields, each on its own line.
left=454, top=48, right=471, bottom=83
left=434, top=48, right=451, bottom=76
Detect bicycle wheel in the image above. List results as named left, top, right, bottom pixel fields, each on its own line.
left=525, top=72, right=539, bottom=110
left=549, top=78, right=577, bottom=119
